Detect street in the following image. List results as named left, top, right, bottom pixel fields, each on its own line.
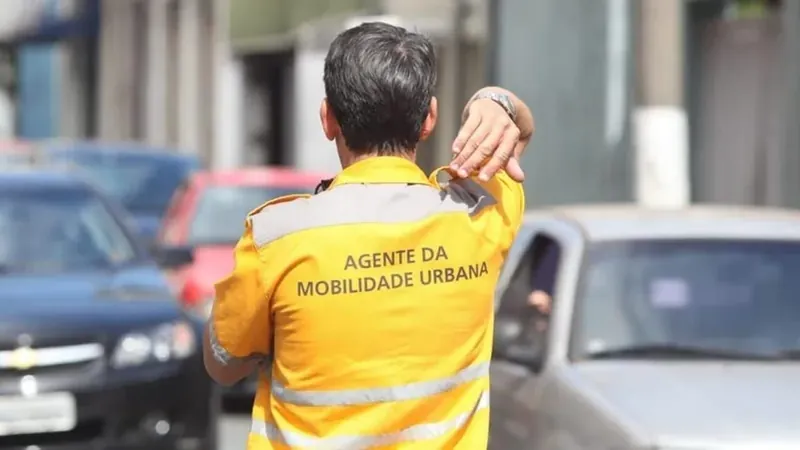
left=219, top=410, right=250, bottom=450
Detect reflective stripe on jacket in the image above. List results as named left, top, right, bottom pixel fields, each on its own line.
left=211, top=156, right=525, bottom=449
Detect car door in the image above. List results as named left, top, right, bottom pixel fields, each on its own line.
left=157, top=178, right=198, bottom=295
left=489, top=227, right=567, bottom=450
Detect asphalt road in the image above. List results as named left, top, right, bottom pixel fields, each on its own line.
left=218, top=400, right=254, bottom=450
left=219, top=413, right=250, bottom=449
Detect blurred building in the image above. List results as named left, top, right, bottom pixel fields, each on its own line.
left=226, top=0, right=489, bottom=173
left=0, top=0, right=227, bottom=165
left=0, top=0, right=99, bottom=140
left=493, top=0, right=799, bottom=209
left=96, top=0, right=228, bottom=165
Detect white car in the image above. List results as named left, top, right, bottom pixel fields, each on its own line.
left=490, top=204, right=800, bottom=450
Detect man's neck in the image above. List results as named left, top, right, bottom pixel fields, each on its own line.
left=340, top=149, right=416, bottom=169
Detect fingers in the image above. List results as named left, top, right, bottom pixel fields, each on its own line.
left=452, top=113, right=481, bottom=155
left=460, top=125, right=505, bottom=179
left=478, top=126, right=520, bottom=181
left=451, top=122, right=491, bottom=177
left=505, top=157, right=525, bottom=182
left=452, top=98, right=526, bottom=181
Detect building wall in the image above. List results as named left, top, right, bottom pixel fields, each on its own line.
left=213, top=54, right=245, bottom=169
left=17, top=43, right=59, bottom=139
left=292, top=43, right=336, bottom=173
left=492, top=0, right=635, bottom=206
left=16, top=0, right=61, bottom=139
left=2, top=0, right=98, bottom=140
left=96, top=0, right=224, bottom=162
left=687, top=0, right=800, bottom=208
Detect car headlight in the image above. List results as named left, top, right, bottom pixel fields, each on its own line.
left=111, top=321, right=196, bottom=368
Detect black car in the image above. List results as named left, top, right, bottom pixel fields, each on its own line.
left=0, top=169, right=217, bottom=450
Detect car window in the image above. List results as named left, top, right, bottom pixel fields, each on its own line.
left=187, top=185, right=312, bottom=245
left=0, top=187, right=139, bottom=274
left=494, top=232, right=563, bottom=365
left=495, top=224, right=536, bottom=301
left=573, top=239, right=800, bottom=358
left=497, top=233, right=562, bottom=316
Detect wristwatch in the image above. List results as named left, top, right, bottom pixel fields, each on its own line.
left=472, top=91, right=517, bottom=122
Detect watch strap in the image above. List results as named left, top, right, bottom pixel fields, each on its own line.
left=471, top=92, right=517, bottom=121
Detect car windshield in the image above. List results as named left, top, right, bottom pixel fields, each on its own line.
left=0, top=187, right=139, bottom=274
left=573, top=239, right=800, bottom=360
left=48, top=151, right=197, bottom=216
left=188, top=185, right=312, bottom=245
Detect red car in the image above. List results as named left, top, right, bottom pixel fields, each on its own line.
left=157, top=167, right=328, bottom=316
left=0, top=139, right=35, bottom=165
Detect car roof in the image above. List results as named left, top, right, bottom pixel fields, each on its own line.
left=0, top=167, right=92, bottom=190
left=41, top=140, right=200, bottom=164
left=523, top=203, right=800, bottom=241
left=192, top=166, right=328, bottom=188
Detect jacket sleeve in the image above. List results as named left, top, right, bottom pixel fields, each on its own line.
left=208, top=220, right=273, bottom=365
left=208, top=194, right=311, bottom=365
left=476, top=170, right=525, bottom=250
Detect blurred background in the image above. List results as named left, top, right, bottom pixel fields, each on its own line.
left=0, top=0, right=796, bottom=449
left=0, top=0, right=792, bottom=209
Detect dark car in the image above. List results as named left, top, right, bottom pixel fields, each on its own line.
left=0, top=169, right=217, bottom=450
left=41, top=141, right=201, bottom=245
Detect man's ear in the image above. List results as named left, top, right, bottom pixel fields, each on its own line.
left=420, top=97, right=438, bottom=142
left=320, top=99, right=339, bottom=141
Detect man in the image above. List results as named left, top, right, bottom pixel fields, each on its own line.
left=203, top=22, right=534, bottom=449
left=528, top=239, right=560, bottom=320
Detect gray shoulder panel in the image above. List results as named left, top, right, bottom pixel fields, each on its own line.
left=442, top=178, right=497, bottom=216
left=248, top=196, right=314, bottom=248
left=249, top=182, right=498, bottom=248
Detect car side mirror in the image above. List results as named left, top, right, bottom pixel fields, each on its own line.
left=154, top=245, right=194, bottom=269
left=493, top=317, right=545, bottom=372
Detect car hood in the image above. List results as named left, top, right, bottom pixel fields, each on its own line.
left=567, top=361, right=800, bottom=448
left=0, top=266, right=181, bottom=335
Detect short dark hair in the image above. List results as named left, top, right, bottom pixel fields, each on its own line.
left=324, top=22, right=437, bottom=155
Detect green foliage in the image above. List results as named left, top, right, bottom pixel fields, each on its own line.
left=731, top=0, right=772, bottom=19
left=230, top=0, right=380, bottom=49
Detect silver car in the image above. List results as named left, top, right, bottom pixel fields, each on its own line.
left=489, top=204, right=800, bottom=450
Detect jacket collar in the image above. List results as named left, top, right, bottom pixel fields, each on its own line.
left=327, top=157, right=432, bottom=189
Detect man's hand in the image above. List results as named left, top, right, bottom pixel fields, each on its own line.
left=527, top=290, right=552, bottom=315
left=450, top=87, right=534, bottom=183
left=451, top=99, right=524, bottom=182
